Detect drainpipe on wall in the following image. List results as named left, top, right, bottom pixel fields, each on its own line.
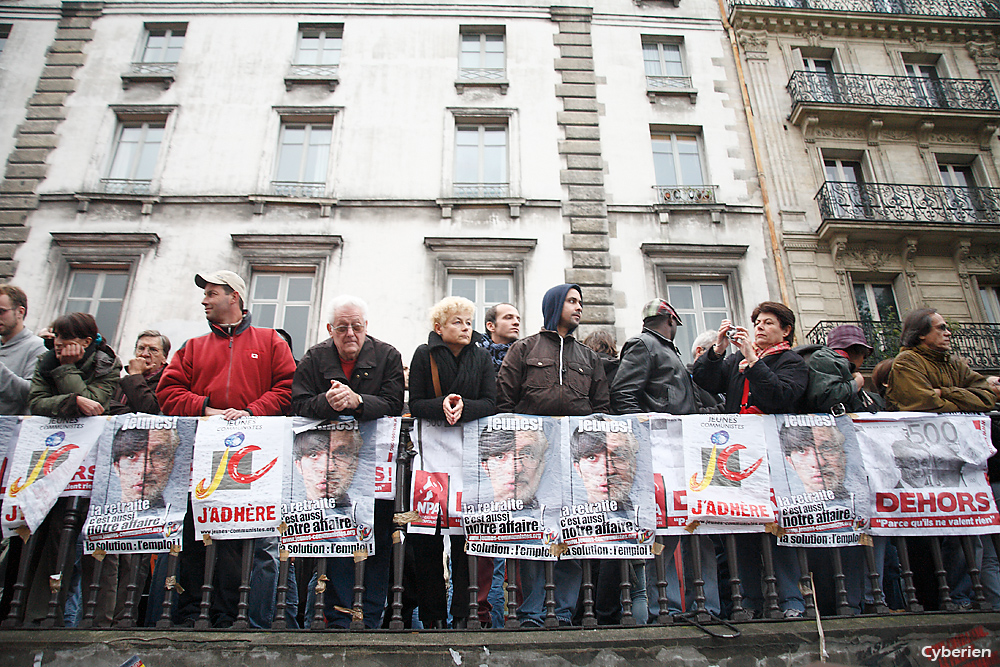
left=717, top=0, right=791, bottom=306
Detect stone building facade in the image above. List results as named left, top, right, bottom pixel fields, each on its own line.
left=727, top=0, right=1000, bottom=369
left=0, top=0, right=775, bottom=365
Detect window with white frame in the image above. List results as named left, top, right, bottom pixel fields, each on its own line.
left=454, top=122, right=508, bottom=198
left=64, top=269, right=130, bottom=344
left=104, top=121, right=165, bottom=195
left=642, top=39, right=691, bottom=91
left=652, top=132, right=704, bottom=186
left=296, top=24, right=342, bottom=65
left=852, top=281, right=899, bottom=322
left=980, top=284, right=1000, bottom=323
left=273, top=121, right=332, bottom=197
left=449, top=273, right=512, bottom=332
left=248, top=272, right=315, bottom=358
left=459, top=28, right=505, bottom=82
left=141, top=25, right=185, bottom=64
left=665, top=281, right=731, bottom=365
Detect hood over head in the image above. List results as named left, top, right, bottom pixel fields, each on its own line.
left=542, top=283, right=582, bottom=334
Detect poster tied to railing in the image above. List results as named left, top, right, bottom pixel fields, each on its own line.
left=852, top=413, right=999, bottom=535
left=461, top=414, right=563, bottom=560
left=560, top=415, right=656, bottom=559
left=374, top=417, right=401, bottom=500
left=279, top=418, right=375, bottom=557
left=648, top=415, right=758, bottom=536
left=410, top=420, right=464, bottom=536
left=683, top=413, right=775, bottom=526
left=770, top=414, right=870, bottom=547
left=191, top=415, right=289, bottom=541
left=0, top=416, right=22, bottom=497
left=3, top=416, right=107, bottom=535
left=81, top=415, right=195, bottom=554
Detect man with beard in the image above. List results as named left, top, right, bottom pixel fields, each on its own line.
left=571, top=426, right=639, bottom=506
left=112, top=428, right=180, bottom=505
left=479, top=428, right=549, bottom=507
left=781, top=425, right=848, bottom=497
left=294, top=428, right=362, bottom=504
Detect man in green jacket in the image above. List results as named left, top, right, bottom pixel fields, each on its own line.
left=804, top=324, right=881, bottom=414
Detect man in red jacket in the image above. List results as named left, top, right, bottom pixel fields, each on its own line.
left=157, top=270, right=295, bottom=627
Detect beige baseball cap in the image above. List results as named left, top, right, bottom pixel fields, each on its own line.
left=195, top=270, right=247, bottom=298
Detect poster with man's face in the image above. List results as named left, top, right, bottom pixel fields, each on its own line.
left=280, top=418, right=375, bottom=557
left=83, top=415, right=194, bottom=554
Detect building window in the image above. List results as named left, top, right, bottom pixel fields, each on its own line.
left=103, top=121, right=164, bottom=195
left=458, top=28, right=506, bottom=89
left=852, top=281, right=899, bottom=322
left=286, top=24, right=342, bottom=91
left=449, top=273, right=512, bottom=331
left=652, top=132, right=703, bottom=187
left=273, top=122, right=332, bottom=197
left=642, top=39, right=694, bottom=101
left=454, top=123, right=508, bottom=198
left=248, top=272, right=315, bottom=358
left=903, top=55, right=949, bottom=108
left=64, top=269, right=129, bottom=343
left=141, top=25, right=185, bottom=63
left=0, top=25, right=10, bottom=55
left=980, top=285, right=1000, bottom=323
left=821, top=156, right=868, bottom=219
left=665, top=281, right=731, bottom=365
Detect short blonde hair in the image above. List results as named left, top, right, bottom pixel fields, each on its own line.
left=430, top=296, right=475, bottom=328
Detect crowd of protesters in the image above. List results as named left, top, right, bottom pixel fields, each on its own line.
left=0, top=272, right=997, bottom=629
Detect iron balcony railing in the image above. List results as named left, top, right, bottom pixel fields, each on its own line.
left=787, top=71, right=999, bottom=112
left=728, top=0, right=1000, bottom=18
left=816, top=181, right=1000, bottom=225
left=271, top=181, right=327, bottom=198
left=453, top=182, right=510, bottom=198
left=653, top=185, right=718, bottom=205
left=99, top=178, right=153, bottom=196
left=806, top=320, right=1000, bottom=371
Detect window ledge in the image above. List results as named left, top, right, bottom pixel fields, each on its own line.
left=424, top=237, right=537, bottom=254
left=455, top=78, right=509, bottom=94
left=436, top=196, right=525, bottom=219
left=75, top=191, right=159, bottom=215
left=249, top=194, right=338, bottom=217
left=121, top=63, right=176, bottom=90
left=284, top=64, right=340, bottom=92
left=646, top=77, right=696, bottom=103
left=50, top=231, right=160, bottom=252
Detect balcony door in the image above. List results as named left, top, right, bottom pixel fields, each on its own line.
left=824, top=158, right=867, bottom=219
left=803, top=57, right=838, bottom=103
left=938, top=162, right=986, bottom=223
left=905, top=62, right=947, bottom=109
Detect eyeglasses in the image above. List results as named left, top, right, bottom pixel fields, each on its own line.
left=331, top=323, right=365, bottom=335
left=135, top=344, right=163, bottom=354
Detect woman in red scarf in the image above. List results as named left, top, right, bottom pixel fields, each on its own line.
left=691, top=301, right=809, bottom=619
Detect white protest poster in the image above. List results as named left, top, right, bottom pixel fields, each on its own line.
left=409, top=420, right=464, bottom=536
left=853, top=413, right=999, bottom=535
left=461, top=414, right=562, bottom=560
left=0, top=416, right=22, bottom=496
left=683, top=413, right=775, bottom=526
left=374, top=417, right=401, bottom=500
left=190, top=415, right=289, bottom=540
left=3, top=416, right=108, bottom=535
left=561, top=414, right=656, bottom=559
left=82, top=415, right=195, bottom=554
left=770, top=414, right=869, bottom=547
left=279, top=418, right=375, bottom=557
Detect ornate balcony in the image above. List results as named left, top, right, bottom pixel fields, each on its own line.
left=455, top=68, right=508, bottom=93
left=653, top=185, right=718, bottom=205
left=120, top=62, right=177, bottom=89
left=817, top=182, right=1000, bottom=224
left=99, top=178, right=153, bottom=196
left=270, top=181, right=327, bottom=198
left=284, top=64, right=340, bottom=91
left=646, top=75, right=697, bottom=103
left=728, top=0, right=1000, bottom=18
left=806, top=319, right=1000, bottom=372
left=452, top=182, right=510, bottom=198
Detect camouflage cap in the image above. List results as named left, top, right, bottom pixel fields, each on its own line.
left=641, top=298, right=682, bottom=325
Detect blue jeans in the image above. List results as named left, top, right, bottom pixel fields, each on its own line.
left=735, top=534, right=804, bottom=614
left=488, top=558, right=505, bottom=628
left=654, top=535, right=721, bottom=617
left=980, top=483, right=1000, bottom=610
left=516, top=559, right=581, bottom=625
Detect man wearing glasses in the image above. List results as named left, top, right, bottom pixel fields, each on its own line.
left=291, top=295, right=403, bottom=628
left=109, top=330, right=171, bottom=415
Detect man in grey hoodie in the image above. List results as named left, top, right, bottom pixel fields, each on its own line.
left=0, top=284, right=45, bottom=415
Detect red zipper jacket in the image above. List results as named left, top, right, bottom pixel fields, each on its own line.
left=156, top=314, right=295, bottom=417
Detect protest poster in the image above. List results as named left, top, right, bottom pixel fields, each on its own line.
left=683, top=413, right=775, bottom=526
left=410, top=420, right=464, bottom=536
left=852, top=413, right=999, bottom=535
left=769, top=414, right=870, bottom=547
left=560, top=415, right=656, bottom=558
left=279, top=418, right=375, bottom=557
left=374, top=417, right=401, bottom=500
left=0, top=416, right=22, bottom=496
left=190, top=415, right=289, bottom=540
left=461, top=414, right=563, bottom=560
left=82, top=414, right=195, bottom=554
left=3, top=416, right=108, bottom=535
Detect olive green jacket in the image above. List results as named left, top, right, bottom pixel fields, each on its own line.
left=28, top=343, right=121, bottom=418
left=886, top=344, right=995, bottom=413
